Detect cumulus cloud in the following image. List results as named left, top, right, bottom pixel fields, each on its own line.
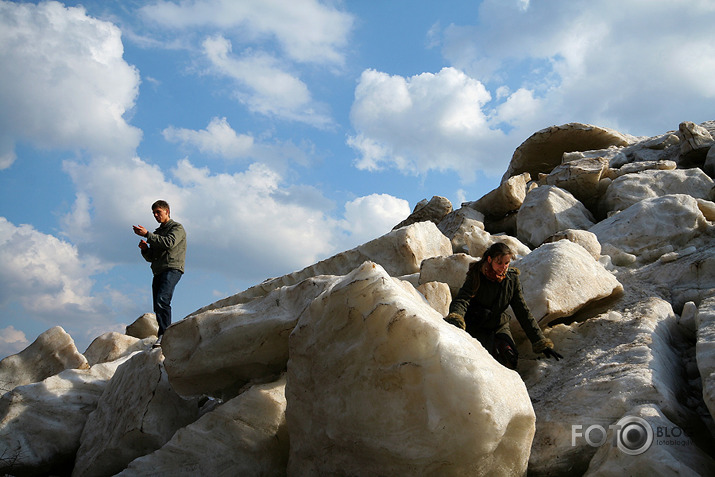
left=440, top=0, right=715, bottom=135
left=0, top=218, right=104, bottom=314
left=348, top=67, right=508, bottom=181
left=171, top=158, right=339, bottom=278
left=0, top=325, right=29, bottom=359
left=139, top=0, right=353, bottom=65
left=163, top=117, right=255, bottom=159
left=0, top=1, right=142, bottom=167
left=341, top=194, right=411, bottom=245
left=495, top=88, right=543, bottom=127
left=162, top=117, right=315, bottom=168
left=0, top=217, right=131, bottom=351
left=62, top=155, right=177, bottom=261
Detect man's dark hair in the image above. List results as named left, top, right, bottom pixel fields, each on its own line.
left=152, top=200, right=170, bottom=213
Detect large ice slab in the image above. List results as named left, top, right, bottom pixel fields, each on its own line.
left=286, top=262, right=535, bottom=476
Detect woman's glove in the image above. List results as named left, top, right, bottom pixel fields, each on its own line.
left=533, top=338, right=563, bottom=360
left=542, top=348, right=563, bottom=360
left=444, top=312, right=466, bottom=330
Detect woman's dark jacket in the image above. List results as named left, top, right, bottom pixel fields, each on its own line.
left=446, top=262, right=551, bottom=353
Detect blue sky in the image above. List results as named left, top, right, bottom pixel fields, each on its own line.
left=1, top=0, right=714, bottom=358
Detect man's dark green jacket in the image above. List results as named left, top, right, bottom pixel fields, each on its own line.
left=141, top=219, right=186, bottom=275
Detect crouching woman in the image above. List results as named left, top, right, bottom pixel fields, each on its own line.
left=444, top=242, right=563, bottom=369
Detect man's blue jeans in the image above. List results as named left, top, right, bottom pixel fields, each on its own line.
left=152, top=269, right=183, bottom=336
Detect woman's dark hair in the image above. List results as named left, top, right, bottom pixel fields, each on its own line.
left=463, top=242, right=515, bottom=292
left=481, top=242, right=514, bottom=261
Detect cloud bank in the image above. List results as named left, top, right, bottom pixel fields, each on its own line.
left=347, top=0, right=715, bottom=182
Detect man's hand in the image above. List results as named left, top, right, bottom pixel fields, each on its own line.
left=133, top=225, right=148, bottom=237
left=138, top=240, right=149, bottom=251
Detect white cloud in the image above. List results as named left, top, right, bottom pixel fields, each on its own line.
left=516, top=0, right=530, bottom=11
left=0, top=218, right=104, bottom=314
left=440, top=0, right=715, bottom=135
left=494, top=88, right=542, bottom=127
left=0, top=1, right=142, bottom=166
left=61, top=156, right=176, bottom=258
left=0, top=217, right=131, bottom=353
left=348, top=67, right=508, bottom=182
left=163, top=116, right=315, bottom=169
left=170, top=159, right=339, bottom=278
left=140, top=0, right=353, bottom=65
left=0, top=325, right=29, bottom=359
left=455, top=189, right=468, bottom=207
left=163, top=117, right=254, bottom=159
left=341, top=194, right=411, bottom=245
left=0, top=137, right=15, bottom=170
left=202, top=36, right=332, bottom=127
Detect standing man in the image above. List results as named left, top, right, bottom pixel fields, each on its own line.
left=133, top=200, right=186, bottom=345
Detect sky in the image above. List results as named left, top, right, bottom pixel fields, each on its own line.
left=1, top=0, right=714, bottom=358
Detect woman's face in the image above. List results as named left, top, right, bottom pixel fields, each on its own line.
left=487, top=254, right=511, bottom=277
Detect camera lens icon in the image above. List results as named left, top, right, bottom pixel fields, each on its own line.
left=615, top=416, right=653, bottom=455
